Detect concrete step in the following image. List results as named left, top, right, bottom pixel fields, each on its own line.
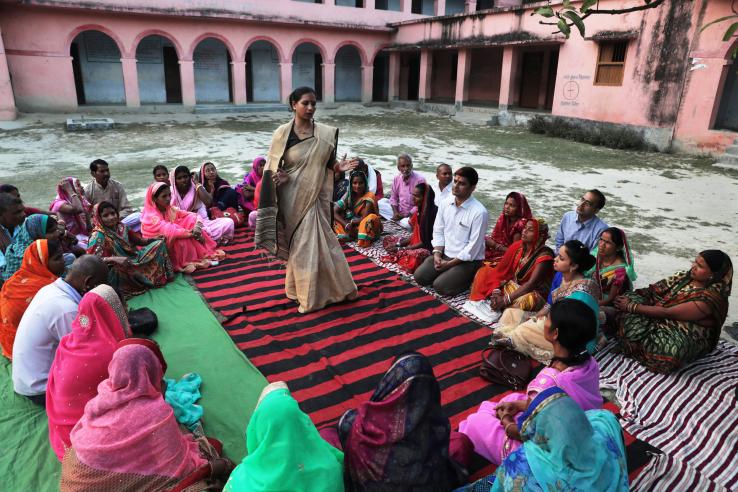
left=194, top=104, right=285, bottom=114
left=724, top=144, right=738, bottom=157
left=716, top=153, right=738, bottom=169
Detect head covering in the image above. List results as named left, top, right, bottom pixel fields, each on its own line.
left=590, top=227, right=637, bottom=283
left=524, top=217, right=549, bottom=254
left=341, top=170, right=376, bottom=219
left=490, top=192, right=533, bottom=248
left=170, top=166, right=201, bottom=212
left=0, top=239, right=58, bottom=358
left=199, top=161, right=231, bottom=197
left=46, top=284, right=130, bottom=461
left=700, top=250, right=732, bottom=283
left=68, top=341, right=207, bottom=479
left=50, top=177, right=91, bottom=236
left=337, top=352, right=464, bottom=491
left=224, top=382, right=344, bottom=492
left=2, top=213, right=48, bottom=280
left=491, top=386, right=628, bottom=491
left=243, top=156, right=266, bottom=188
left=417, top=183, right=438, bottom=251
left=141, top=181, right=191, bottom=238
left=89, top=202, right=135, bottom=255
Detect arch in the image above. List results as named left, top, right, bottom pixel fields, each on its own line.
left=372, top=49, right=390, bottom=102
left=192, top=36, right=233, bottom=104
left=332, top=41, right=369, bottom=66
left=335, top=45, right=362, bottom=102
left=713, top=40, right=738, bottom=131
left=131, top=29, right=184, bottom=60
left=66, top=24, right=127, bottom=57
left=246, top=40, right=281, bottom=102
left=288, top=38, right=328, bottom=64
left=188, top=33, right=238, bottom=62
left=69, top=29, right=126, bottom=105
left=370, top=44, right=392, bottom=65
left=135, top=34, right=183, bottom=104
left=244, top=35, right=286, bottom=64
left=291, top=41, right=325, bottom=100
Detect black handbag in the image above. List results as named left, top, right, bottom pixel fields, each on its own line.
left=479, top=347, right=532, bottom=390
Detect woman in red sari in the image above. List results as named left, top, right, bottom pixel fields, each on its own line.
left=484, top=192, right=532, bottom=264
left=383, top=183, right=438, bottom=273
left=464, top=218, right=554, bottom=323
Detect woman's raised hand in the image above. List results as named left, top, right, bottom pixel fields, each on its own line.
left=337, top=154, right=359, bottom=174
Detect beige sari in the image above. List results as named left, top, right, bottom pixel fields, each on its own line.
left=256, top=120, right=357, bottom=313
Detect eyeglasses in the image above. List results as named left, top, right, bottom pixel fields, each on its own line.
left=579, top=196, right=594, bottom=207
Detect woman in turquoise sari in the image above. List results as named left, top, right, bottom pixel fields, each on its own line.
left=1, top=214, right=60, bottom=281
left=457, top=386, right=628, bottom=492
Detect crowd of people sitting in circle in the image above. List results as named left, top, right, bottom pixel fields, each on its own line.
left=0, top=150, right=732, bottom=491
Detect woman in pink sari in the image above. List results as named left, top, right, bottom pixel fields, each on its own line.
left=236, top=156, right=265, bottom=214
left=46, top=284, right=131, bottom=461
left=170, top=166, right=234, bottom=245
left=50, top=177, right=93, bottom=248
left=141, top=182, right=224, bottom=273
left=458, top=298, right=602, bottom=465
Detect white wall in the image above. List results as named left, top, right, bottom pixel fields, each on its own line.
left=445, top=0, right=465, bottom=14
left=292, top=44, right=320, bottom=92
left=136, top=36, right=175, bottom=104
left=249, top=42, right=280, bottom=102
left=335, top=47, right=361, bottom=101
left=194, top=38, right=230, bottom=103
left=76, top=31, right=125, bottom=104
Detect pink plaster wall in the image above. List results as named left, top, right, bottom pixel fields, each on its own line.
left=0, top=27, right=17, bottom=119
left=430, top=50, right=455, bottom=100
left=468, top=47, right=501, bottom=103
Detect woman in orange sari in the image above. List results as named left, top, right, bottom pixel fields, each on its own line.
left=463, top=218, right=554, bottom=323
left=333, top=170, right=382, bottom=247
left=0, top=239, right=66, bottom=358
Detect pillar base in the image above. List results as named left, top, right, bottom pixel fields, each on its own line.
left=0, top=108, right=17, bottom=120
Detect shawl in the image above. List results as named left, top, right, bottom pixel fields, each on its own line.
left=2, top=214, right=48, bottom=281
left=50, top=177, right=91, bottom=236
left=492, top=387, right=628, bottom=491
left=170, top=167, right=204, bottom=213
left=243, top=156, right=265, bottom=188
left=587, top=227, right=637, bottom=293
left=337, top=352, right=463, bottom=491
left=255, top=119, right=338, bottom=261
left=490, top=192, right=532, bottom=248
left=0, top=239, right=57, bottom=358
left=46, top=284, right=130, bottom=461
left=526, top=356, right=602, bottom=411
left=141, top=182, right=199, bottom=242
left=224, top=382, right=344, bottom=492
left=68, top=341, right=206, bottom=478
left=417, top=183, right=437, bottom=251
left=87, top=203, right=137, bottom=257
left=199, top=162, right=232, bottom=202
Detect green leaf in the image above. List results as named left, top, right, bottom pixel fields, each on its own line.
left=563, top=0, right=572, bottom=8
left=581, top=0, right=597, bottom=12
left=557, top=18, right=571, bottom=38
left=722, top=21, right=738, bottom=42
left=564, top=10, right=586, bottom=37
left=700, top=14, right=738, bottom=33
left=535, top=6, right=555, bottom=18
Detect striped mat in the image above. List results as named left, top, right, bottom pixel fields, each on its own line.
left=597, top=341, right=738, bottom=491
left=192, top=229, right=657, bottom=480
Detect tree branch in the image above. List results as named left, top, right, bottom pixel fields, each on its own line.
left=586, top=0, right=667, bottom=16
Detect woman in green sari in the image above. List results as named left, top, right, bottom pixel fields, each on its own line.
left=614, top=250, right=732, bottom=373
left=87, top=202, right=174, bottom=299
left=224, top=382, right=344, bottom=492
left=1, top=214, right=60, bottom=281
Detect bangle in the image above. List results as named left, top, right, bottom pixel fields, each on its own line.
left=505, top=293, right=511, bottom=306
left=504, top=422, right=517, bottom=435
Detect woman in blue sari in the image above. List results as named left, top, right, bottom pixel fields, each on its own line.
left=457, top=386, right=628, bottom=492
left=1, top=214, right=60, bottom=281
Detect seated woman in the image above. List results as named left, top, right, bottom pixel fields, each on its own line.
left=320, top=352, right=471, bottom=491
left=152, top=164, right=170, bottom=185
left=247, top=178, right=263, bottom=229
left=171, top=165, right=234, bottom=245
left=590, top=227, right=637, bottom=307
left=463, top=218, right=554, bottom=324
left=333, top=169, right=382, bottom=247
left=61, top=340, right=235, bottom=491
left=141, top=182, right=224, bottom=274
left=493, top=240, right=600, bottom=363
left=46, top=284, right=131, bottom=460
left=383, top=183, right=437, bottom=273
left=613, top=250, right=732, bottom=374
left=236, top=156, right=265, bottom=216
left=457, top=387, right=628, bottom=492
left=224, top=382, right=344, bottom=492
left=50, top=177, right=92, bottom=248
left=1, top=214, right=60, bottom=281
left=484, top=192, right=532, bottom=264
left=200, top=161, right=240, bottom=211
left=87, top=202, right=174, bottom=299
left=459, top=299, right=603, bottom=465
left=0, top=239, right=65, bottom=359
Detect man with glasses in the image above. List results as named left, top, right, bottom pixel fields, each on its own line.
left=554, top=189, right=608, bottom=254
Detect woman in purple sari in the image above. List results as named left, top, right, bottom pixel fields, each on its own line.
left=458, top=298, right=603, bottom=465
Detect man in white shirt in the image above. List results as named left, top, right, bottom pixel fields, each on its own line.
left=414, top=166, right=488, bottom=296
left=12, top=255, right=108, bottom=406
left=431, top=163, right=452, bottom=207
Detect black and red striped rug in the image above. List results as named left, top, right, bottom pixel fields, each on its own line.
left=191, top=229, right=658, bottom=481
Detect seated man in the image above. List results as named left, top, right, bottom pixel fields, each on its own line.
left=0, top=184, right=55, bottom=217
left=84, top=159, right=141, bottom=231
left=378, top=153, right=425, bottom=230
left=0, top=193, right=27, bottom=271
left=11, top=255, right=108, bottom=406
left=431, top=163, right=452, bottom=207
left=555, top=189, right=608, bottom=254
left=414, top=166, right=488, bottom=296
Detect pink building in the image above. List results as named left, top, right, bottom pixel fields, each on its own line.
left=0, top=0, right=736, bottom=155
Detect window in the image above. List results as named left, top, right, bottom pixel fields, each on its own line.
left=595, top=41, right=627, bottom=86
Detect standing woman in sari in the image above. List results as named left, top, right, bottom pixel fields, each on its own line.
left=464, top=218, right=554, bottom=323
left=87, top=202, right=174, bottom=299
left=333, top=169, right=382, bottom=247
left=200, top=161, right=240, bottom=211
left=484, top=192, right=532, bottom=264
left=141, top=182, right=224, bottom=274
left=383, top=183, right=437, bottom=274
left=613, top=250, right=732, bottom=373
left=1, top=214, right=60, bottom=281
left=50, top=177, right=92, bottom=248
left=255, top=87, right=358, bottom=314
left=170, top=166, right=235, bottom=245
